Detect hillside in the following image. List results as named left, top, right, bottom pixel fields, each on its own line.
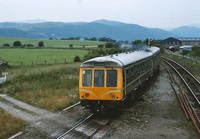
left=170, top=26, right=200, bottom=37
left=0, top=20, right=177, bottom=41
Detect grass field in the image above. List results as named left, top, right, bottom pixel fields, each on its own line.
left=0, top=37, right=105, bottom=48
left=0, top=49, right=88, bottom=66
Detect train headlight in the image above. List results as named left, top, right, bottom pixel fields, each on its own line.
left=85, top=93, right=89, bottom=97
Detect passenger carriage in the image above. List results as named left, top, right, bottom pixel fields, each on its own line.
left=79, top=46, right=160, bottom=113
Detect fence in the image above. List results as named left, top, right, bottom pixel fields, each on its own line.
left=6, top=59, right=70, bottom=66
left=165, top=52, right=200, bottom=64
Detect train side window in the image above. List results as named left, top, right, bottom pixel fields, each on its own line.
left=107, top=70, right=117, bottom=87
left=94, top=70, right=104, bottom=87
left=82, top=70, right=92, bottom=87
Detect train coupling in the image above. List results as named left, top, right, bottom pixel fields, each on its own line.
left=81, top=99, right=88, bottom=108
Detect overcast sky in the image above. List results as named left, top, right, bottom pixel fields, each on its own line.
left=0, top=0, right=199, bottom=28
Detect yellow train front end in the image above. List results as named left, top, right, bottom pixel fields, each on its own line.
left=79, top=67, right=123, bottom=113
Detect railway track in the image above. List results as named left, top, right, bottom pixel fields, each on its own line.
left=56, top=113, right=110, bottom=139
left=162, top=56, right=200, bottom=134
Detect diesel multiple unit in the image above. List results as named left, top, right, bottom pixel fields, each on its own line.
left=79, top=46, right=160, bottom=113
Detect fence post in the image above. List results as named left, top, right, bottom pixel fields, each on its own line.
left=32, top=62, right=33, bottom=65
left=21, top=62, right=22, bottom=66
left=45, top=60, right=46, bottom=64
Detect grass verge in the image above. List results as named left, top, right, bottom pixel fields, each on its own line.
left=162, top=53, right=200, bottom=77
left=0, top=62, right=81, bottom=112
left=0, top=108, right=27, bottom=139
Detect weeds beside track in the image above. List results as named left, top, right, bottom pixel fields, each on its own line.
left=0, top=63, right=80, bottom=112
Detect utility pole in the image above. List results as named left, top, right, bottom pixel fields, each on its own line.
left=148, top=39, right=153, bottom=46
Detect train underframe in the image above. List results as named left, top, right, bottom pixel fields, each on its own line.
left=80, top=99, right=122, bottom=114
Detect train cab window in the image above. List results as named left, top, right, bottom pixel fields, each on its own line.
left=107, top=70, right=117, bottom=87
left=94, top=70, right=104, bottom=87
left=82, top=70, right=92, bottom=87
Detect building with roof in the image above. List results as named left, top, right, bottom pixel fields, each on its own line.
left=161, top=37, right=200, bottom=46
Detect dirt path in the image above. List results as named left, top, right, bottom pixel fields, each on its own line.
left=0, top=94, right=90, bottom=138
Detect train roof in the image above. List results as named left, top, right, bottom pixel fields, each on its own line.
left=81, top=46, right=160, bottom=68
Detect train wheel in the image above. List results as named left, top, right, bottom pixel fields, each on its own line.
left=90, top=105, right=97, bottom=114
left=100, top=105, right=107, bottom=114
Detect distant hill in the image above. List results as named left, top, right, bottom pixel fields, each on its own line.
left=0, top=28, right=45, bottom=39
left=0, top=19, right=180, bottom=41
left=170, top=26, right=200, bottom=37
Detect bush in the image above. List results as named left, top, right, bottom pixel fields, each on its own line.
left=13, top=41, right=22, bottom=47
left=27, top=44, right=34, bottom=47
left=98, top=44, right=104, bottom=48
left=3, top=43, right=10, bottom=47
left=74, top=56, right=81, bottom=62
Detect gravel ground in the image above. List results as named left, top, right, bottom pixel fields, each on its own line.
left=103, top=64, right=199, bottom=139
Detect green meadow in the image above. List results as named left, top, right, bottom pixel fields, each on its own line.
left=0, top=49, right=88, bottom=66
left=0, top=37, right=105, bottom=48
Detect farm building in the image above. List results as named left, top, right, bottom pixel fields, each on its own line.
left=161, top=37, right=200, bottom=46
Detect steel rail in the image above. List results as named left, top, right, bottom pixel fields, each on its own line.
left=162, top=58, right=200, bottom=106
left=162, top=56, right=200, bottom=84
left=162, top=59, right=200, bottom=135
left=56, top=113, right=93, bottom=139
left=170, top=83, right=189, bottom=119
left=62, top=101, right=80, bottom=112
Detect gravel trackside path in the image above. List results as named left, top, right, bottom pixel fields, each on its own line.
left=103, top=65, right=199, bottom=139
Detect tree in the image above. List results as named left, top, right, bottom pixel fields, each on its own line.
left=113, top=42, right=120, bottom=49
left=192, top=46, right=200, bottom=57
left=143, top=38, right=159, bottom=46
left=75, top=37, right=80, bottom=40
left=69, top=44, right=73, bottom=49
left=74, top=56, right=81, bottom=62
left=90, top=37, right=97, bottom=41
left=105, top=42, right=114, bottom=48
left=124, top=40, right=129, bottom=44
left=98, top=44, right=104, bottom=48
left=98, top=37, right=116, bottom=43
left=13, top=41, right=22, bottom=47
left=132, top=40, right=142, bottom=45
left=38, top=41, right=44, bottom=48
